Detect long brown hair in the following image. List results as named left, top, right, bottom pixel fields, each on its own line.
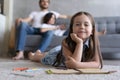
left=42, top=12, right=56, bottom=24
left=53, top=12, right=103, bottom=68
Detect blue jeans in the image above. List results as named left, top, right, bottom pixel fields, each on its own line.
left=16, top=22, right=54, bottom=52
left=41, top=45, right=61, bottom=65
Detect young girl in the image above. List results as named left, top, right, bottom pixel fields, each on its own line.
left=29, top=11, right=103, bottom=69
left=40, top=12, right=66, bottom=36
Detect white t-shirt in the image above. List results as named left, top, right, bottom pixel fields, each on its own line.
left=29, top=11, right=60, bottom=28
left=41, top=24, right=66, bottom=36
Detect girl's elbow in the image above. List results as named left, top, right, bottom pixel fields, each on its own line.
left=95, top=62, right=102, bottom=69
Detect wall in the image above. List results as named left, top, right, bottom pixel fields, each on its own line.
left=13, top=0, right=39, bottom=21
left=0, top=0, right=4, bottom=14
left=50, top=0, right=120, bottom=17
left=0, top=0, right=13, bottom=56
left=0, top=14, right=6, bottom=56
left=13, top=0, right=120, bottom=21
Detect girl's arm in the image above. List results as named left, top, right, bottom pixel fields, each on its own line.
left=74, top=51, right=101, bottom=69
left=64, top=50, right=101, bottom=69
left=62, top=39, right=83, bottom=62
left=40, top=24, right=65, bottom=32
left=62, top=39, right=84, bottom=69
left=40, top=27, right=59, bottom=32
left=63, top=33, right=101, bottom=69
left=62, top=40, right=72, bottom=60
left=40, top=24, right=59, bottom=32
left=62, top=33, right=84, bottom=68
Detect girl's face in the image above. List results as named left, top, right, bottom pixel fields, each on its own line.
left=48, top=14, right=56, bottom=24
left=72, top=14, right=93, bottom=41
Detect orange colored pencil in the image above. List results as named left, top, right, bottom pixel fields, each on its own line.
left=13, top=67, right=28, bottom=71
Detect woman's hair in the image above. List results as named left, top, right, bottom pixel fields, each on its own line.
left=53, top=11, right=103, bottom=68
left=42, top=12, right=56, bottom=24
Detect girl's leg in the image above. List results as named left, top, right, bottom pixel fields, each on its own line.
left=98, top=29, right=106, bottom=36
left=28, top=50, right=46, bottom=62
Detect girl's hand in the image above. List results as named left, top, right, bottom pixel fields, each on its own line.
left=70, top=33, right=83, bottom=44
left=59, top=24, right=66, bottom=30
left=65, top=56, right=78, bottom=68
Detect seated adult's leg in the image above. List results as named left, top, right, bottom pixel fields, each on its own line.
left=13, top=22, right=35, bottom=60
left=38, top=31, right=54, bottom=52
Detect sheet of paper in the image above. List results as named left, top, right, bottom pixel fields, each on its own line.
left=46, top=68, right=117, bottom=74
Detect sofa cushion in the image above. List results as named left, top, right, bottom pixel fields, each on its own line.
left=95, top=17, right=120, bottom=34
left=99, top=34, right=120, bottom=48
left=25, top=35, right=66, bottom=51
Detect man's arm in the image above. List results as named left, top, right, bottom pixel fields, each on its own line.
left=59, top=14, right=71, bottom=19
left=15, top=17, right=32, bottom=26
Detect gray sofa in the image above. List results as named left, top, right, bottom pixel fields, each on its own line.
left=12, top=17, right=120, bottom=59
left=95, top=17, right=120, bottom=59
left=24, top=18, right=70, bottom=52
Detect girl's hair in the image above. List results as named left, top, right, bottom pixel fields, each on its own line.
left=53, top=11, right=103, bottom=68
left=42, top=12, right=56, bottom=24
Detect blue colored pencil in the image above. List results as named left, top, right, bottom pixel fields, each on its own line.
left=25, top=68, right=42, bottom=72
